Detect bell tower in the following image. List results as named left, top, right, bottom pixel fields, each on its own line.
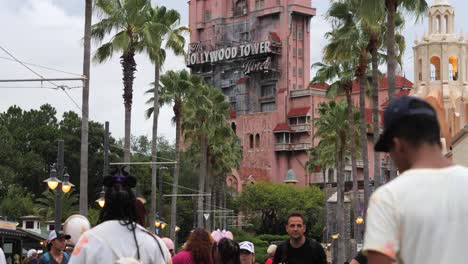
left=413, top=0, right=468, bottom=143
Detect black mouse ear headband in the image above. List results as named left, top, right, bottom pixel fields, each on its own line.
left=103, top=166, right=137, bottom=188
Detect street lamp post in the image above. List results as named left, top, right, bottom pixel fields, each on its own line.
left=43, top=140, right=74, bottom=231
left=97, top=121, right=110, bottom=208
left=355, top=216, right=364, bottom=245
left=154, top=219, right=167, bottom=235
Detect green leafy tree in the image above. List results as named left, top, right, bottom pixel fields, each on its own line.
left=35, top=189, right=79, bottom=222
left=0, top=185, right=36, bottom=221
left=237, top=182, right=324, bottom=239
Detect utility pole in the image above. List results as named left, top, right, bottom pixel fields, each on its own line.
left=79, top=0, right=93, bottom=217
left=55, top=140, right=64, bottom=230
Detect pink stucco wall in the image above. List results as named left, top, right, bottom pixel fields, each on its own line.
left=188, top=0, right=411, bottom=191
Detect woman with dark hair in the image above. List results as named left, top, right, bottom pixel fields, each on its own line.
left=69, top=167, right=171, bottom=264
left=213, top=238, right=241, bottom=264
left=173, top=228, right=213, bottom=264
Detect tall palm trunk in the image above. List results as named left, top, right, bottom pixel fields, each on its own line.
left=79, top=0, right=92, bottom=216
left=121, top=51, right=136, bottom=168
left=322, top=168, right=328, bottom=243
left=170, top=101, right=181, bottom=243
left=222, top=180, right=227, bottom=230
left=358, top=50, right=370, bottom=221
left=370, top=35, right=381, bottom=196
left=205, top=157, right=212, bottom=231
left=345, top=88, right=359, bottom=249
left=386, top=0, right=398, bottom=180
left=150, top=65, right=161, bottom=233
left=336, top=131, right=346, bottom=264
left=197, top=134, right=208, bottom=227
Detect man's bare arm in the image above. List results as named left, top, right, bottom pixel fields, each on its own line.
left=367, top=251, right=395, bottom=264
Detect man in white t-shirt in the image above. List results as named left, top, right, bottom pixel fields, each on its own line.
left=364, top=96, right=468, bottom=264
left=68, top=167, right=172, bottom=264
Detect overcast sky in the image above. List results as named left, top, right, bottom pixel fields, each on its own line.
left=0, top=0, right=466, bottom=143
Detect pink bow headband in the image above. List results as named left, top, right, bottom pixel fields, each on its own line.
left=211, top=229, right=233, bottom=243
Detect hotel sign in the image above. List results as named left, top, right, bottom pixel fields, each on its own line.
left=187, top=40, right=272, bottom=66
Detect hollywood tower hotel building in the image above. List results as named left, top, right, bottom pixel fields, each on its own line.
left=187, top=0, right=327, bottom=191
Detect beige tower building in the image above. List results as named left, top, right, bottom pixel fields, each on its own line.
left=413, top=0, right=468, bottom=144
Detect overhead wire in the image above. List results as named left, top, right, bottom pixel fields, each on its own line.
left=0, top=44, right=85, bottom=114
left=110, top=144, right=176, bottom=162
left=0, top=56, right=83, bottom=77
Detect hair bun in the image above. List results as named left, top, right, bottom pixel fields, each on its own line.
left=103, top=166, right=137, bottom=188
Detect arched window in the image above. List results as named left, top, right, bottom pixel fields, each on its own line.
left=249, top=134, right=254, bottom=149
left=255, top=134, right=260, bottom=148
left=430, top=56, right=441, bottom=81
left=231, top=122, right=237, bottom=133
left=436, top=15, right=441, bottom=33
left=449, top=56, right=458, bottom=81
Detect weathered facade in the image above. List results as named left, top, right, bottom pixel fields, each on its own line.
left=187, top=0, right=323, bottom=191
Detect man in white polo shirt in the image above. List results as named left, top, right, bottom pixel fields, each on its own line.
left=364, top=96, right=468, bottom=264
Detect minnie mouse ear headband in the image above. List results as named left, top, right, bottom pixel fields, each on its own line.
left=211, top=229, right=234, bottom=243
left=103, top=166, right=137, bottom=188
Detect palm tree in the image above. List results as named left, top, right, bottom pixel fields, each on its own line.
left=79, top=0, right=92, bottom=217
left=361, top=0, right=427, bottom=99
left=142, top=5, right=188, bottom=234
left=306, top=140, right=336, bottom=242
left=147, top=70, right=200, bottom=241
left=91, top=0, right=153, bottom=166
left=361, top=0, right=427, bottom=179
left=182, top=83, right=236, bottom=228
left=314, top=100, right=353, bottom=264
left=35, top=190, right=79, bottom=222
left=313, top=60, right=361, bottom=250
left=322, top=1, right=371, bottom=235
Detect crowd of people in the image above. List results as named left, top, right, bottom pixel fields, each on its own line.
left=3, top=96, right=468, bottom=264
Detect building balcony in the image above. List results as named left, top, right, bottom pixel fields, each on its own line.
left=288, top=4, right=317, bottom=17
left=255, top=6, right=283, bottom=18
left=275, top=142, right=311, bottom=151
left=290, top=89, right=326, bottom=98
left=196, top=22, right=205, bottom=29
left=290, top=124, right=311, bottom=133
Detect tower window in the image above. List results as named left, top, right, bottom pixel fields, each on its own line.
left=449, top=56, right=458, bottom=81
left=249, top=134, right=254, bottom=149
left=436, top=15, right=441, bottom=33
left=255, top=134, right=260, bottom=148
left=430, top=56, right=441, bottom=81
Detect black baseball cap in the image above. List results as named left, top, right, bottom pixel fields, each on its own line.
left=374, top=96, right=438, bottom=152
